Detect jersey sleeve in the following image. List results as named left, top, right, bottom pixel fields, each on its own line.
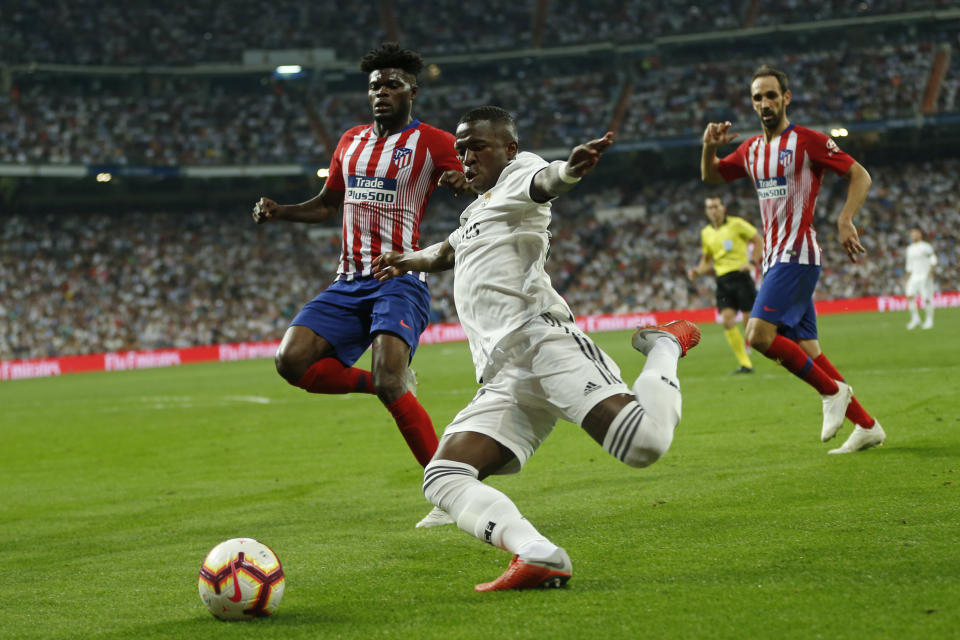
left=736, top=216, right=758, bottom=240
left=716, top=141, right=750, bottom=182
left=447, top=226, right=462, bottom=250
left=804, top=129, right=855, bottom=176
left=700, top=227, right=711, bottom=256
left=427, top=127, right=463, bottom=174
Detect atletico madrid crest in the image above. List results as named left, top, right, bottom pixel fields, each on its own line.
left=778, top=149, right=793, bottom=168
left=393, top=147, right=413, bottom=169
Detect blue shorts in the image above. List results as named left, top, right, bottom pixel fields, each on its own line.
left=290, top=274, right=430, bottom=367
left=751, top=262, right=820, bottom=341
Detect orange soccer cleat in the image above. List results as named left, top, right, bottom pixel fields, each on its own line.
left=631, top=320, right=701, bottom=357
left=474, top=548, right=572, bottom=593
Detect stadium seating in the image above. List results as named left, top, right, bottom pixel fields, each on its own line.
left=3, top=1, right=955, bottom=64
left=2, top=160, right=956, bottom=360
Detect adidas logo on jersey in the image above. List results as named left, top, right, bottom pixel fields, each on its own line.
left=584, top=381, right=601, bottom=396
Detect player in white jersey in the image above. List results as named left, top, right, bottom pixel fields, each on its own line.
left=252, top=44, right=467, bottom=485
left=904, top=227, right=937, bottom=329
left=374, top=106, right=701, bottom=592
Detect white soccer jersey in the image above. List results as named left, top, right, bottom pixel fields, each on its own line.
left=905, top=240, right=937, bottom=282
left=447, top=152, right=572, bottom=380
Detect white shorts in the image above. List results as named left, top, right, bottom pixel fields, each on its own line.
left=905, top=276, right=934, bottom=299
left=442, top=311, right=632, bottom=474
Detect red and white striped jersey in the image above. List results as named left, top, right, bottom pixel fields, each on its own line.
left=326, top=119, right=461, bottom=279
left=717, top=124, right=855, bottom=272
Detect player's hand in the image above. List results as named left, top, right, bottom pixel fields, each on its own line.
left=253, top=197, right=280, bottom=224
left=438, top=170, right=475, bottom=196
left=838, top=219, right=867, bottom=263
left=373, top=252, right=408, bottom=281
left=565, top=131, right=615, bottom=178
left=702, top=122, right=738, bottom=148
left=687, top=268, right=698, bottom=281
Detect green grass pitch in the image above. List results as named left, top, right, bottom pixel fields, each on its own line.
left=2, top=310, right=957, bottom=640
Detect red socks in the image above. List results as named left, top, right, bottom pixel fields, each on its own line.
left=765, top=336, right=839, bottom=395
left=814, top=353, right=876, bottom=429
left=294, top=359, right=437, bottom=466
left=386, top=392, right=438, bottom=467
left=294, top=358, right=372, bottom=394
left=760, top=340, right=875, bottom=429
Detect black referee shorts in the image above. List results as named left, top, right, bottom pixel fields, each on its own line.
left=715, top=270, right=757, bottom=312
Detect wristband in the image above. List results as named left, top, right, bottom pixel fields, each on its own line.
left=559, top=162, right=581, bottom=184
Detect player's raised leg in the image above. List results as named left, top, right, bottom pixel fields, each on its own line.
left=276, top=326, right=374, bottom=394
left=590, top=320, right=700, bottom=467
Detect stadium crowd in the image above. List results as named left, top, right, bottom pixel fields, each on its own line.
left=0, top=82, right=326, bottom=166
left=3, top=1, right=955, bottom=65
left=3, top=32, right=954, bottom=166
left=2, top=160, right=957, bottom=361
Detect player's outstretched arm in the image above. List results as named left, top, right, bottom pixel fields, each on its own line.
left=373, top=239, right=456, bottom=281
left=836, top=162, right=871, bottom=263
left=701, top=121, right=738, bottom=184
left=530, top=132, right=614, bottom=202
left=252, top=187, right=345, bottom=224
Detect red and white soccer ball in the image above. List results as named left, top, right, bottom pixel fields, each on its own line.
left=198, top=538, right=285, bottom=620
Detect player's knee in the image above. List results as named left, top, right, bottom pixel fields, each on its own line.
left=603, top=401, right=675, bottom=469
left=621, top=420, right=673, bottom=468
left=423, top=459, right=478, bottom=509
left=372, top=367, right=406, bottom=403
left=274, top=342, right=308, bottom=384
left=744, top=326, right=771, bottom=353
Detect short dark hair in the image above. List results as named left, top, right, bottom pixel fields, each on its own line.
left=752, top=64, right=789, bottom=94
left=360, top=42, right=423, bottom=77
left=458, top=105, right=519, bottom=142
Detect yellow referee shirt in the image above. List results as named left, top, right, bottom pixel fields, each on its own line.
left=700, top=216, right=758, bottom=276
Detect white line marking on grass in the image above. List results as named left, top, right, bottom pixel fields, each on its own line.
left=224, top=395, right=272, bottom=404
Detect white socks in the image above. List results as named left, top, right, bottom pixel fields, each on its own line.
left=602, top=338, right=682, bottom=468
left=632, top=338, right=682, bottom=429
left=423, top=460, right=556, bottom=555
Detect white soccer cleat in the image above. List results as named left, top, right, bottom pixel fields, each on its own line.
left=828, top=421, right=886, bottom=454
left=906, top=318, right=920, bottom=330
left=821, top=381, right=853, bottom=442
left=415, top=506, right=454, bottom=528
left=922, top=320, right=933, bottom=330
left=404, top=367, right=419, bottom=396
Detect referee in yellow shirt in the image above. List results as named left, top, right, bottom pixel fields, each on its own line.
left=688, top=196, right=763, bottom=374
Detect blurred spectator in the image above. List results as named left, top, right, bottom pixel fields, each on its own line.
left=2, top=35, right=950, bottom=166
left=3, top=0, right=955, bottom=64
left=2, top=159, right=957, bottom=360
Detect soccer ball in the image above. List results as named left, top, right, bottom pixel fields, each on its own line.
left=198, top=538, right=285, bottom=620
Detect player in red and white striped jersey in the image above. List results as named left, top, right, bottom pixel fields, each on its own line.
left=702, top=65, right=885, bottom=454
left=252, top=44, right=468, bottom=483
